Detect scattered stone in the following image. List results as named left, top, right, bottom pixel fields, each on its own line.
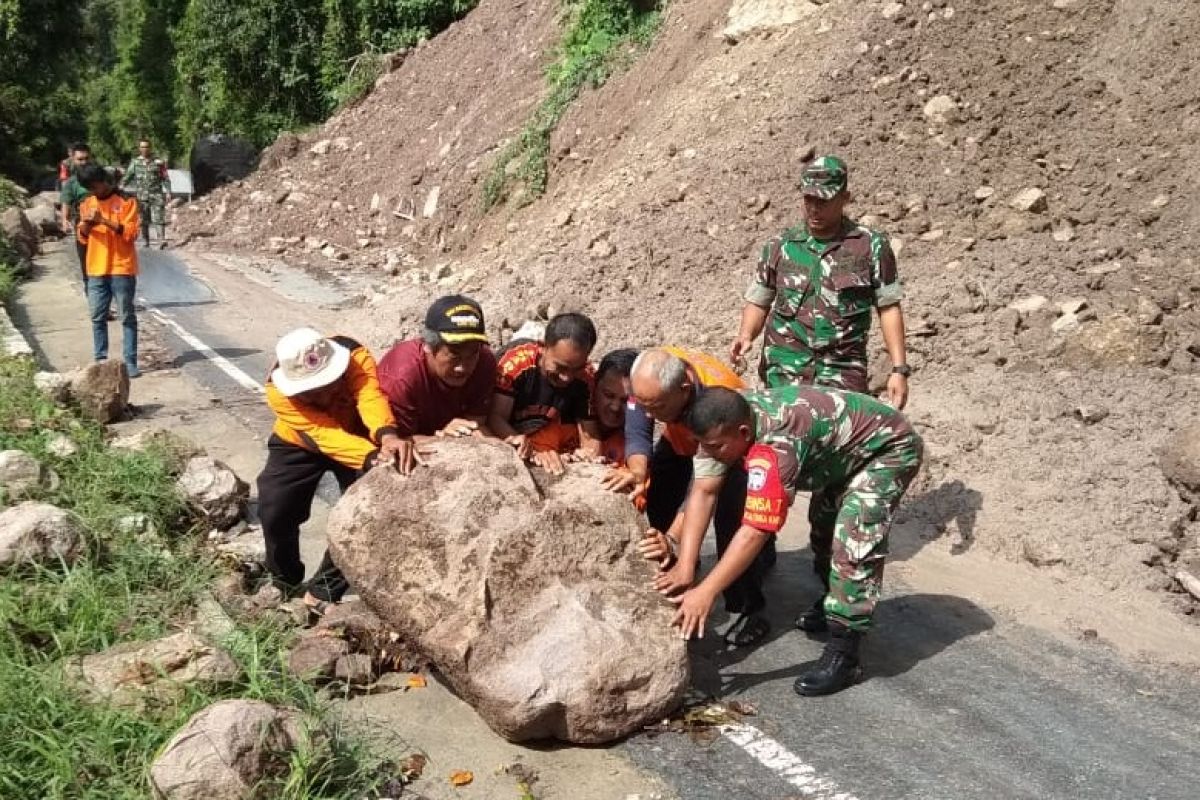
left=1009, top=187, right=1048, bottom=214
left=1134, top=295, right=1163, bottom=326
left=0, top=501, right=83, bottom=566
left=881, top=2, right=906, bottom=20
left=177, top=456, right=249, bottom=530
left=591, top=238, right=617, bottom=259
left=1009, top=295, right=1049, bottom=315
left=335, top=653, right=374, bottom=685
left=288, top=634, right=350, bottom=681
left=922, top=94, right=958, bottom=125
left=1022, top=537, right=1064, bottom=567
left=309, top=139, right=331, bottom=156
left=72, top=632, right=239, bottom=710
left=0, top=449, right=48, bottom=499
left=1063, top=314, right=1164, bottom=368
left=1059, top=298, right=1089, bottom=316
left=553, top=209, right=573, bottom=227
left=327, top=440, right=688, bottom=744
left=149, top=699, right=305, bottom=800
left=1150, top=194, right=1170, bottom=209
left=332, top=136, right=352, bottom=152
left=1051, top=314, right=1081, bottom=334
left=1051, top=221, right=1075, bottom=242
left=23, top=204, right=61, bottom=238
left=918, top=228, right=945, bottom=242
left=1073, top=406, right=1109, bottom=425
left=46, top=434, right=78, bottom=458
left=33, top=371, right=70, bottom=402
left=68, top=361, right=129, bottom=423
left=0, top=206, right=38, bottom=259
left=973, top=186, right=995, bottom=202
left=1159, top=423, right=1200, bottom=496
left=423, top=186, right=441, bottom=218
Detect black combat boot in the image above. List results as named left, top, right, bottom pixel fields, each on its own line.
left=794, top=596, right=828, bottom=633
left=793, top=622, right=862, bottom=697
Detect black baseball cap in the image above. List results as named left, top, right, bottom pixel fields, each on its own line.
left=425, top=295, right=488, bottom=344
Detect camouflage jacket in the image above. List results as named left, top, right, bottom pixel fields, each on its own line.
left=745, top=219, right=902, bottom=390
left=737, top=385, right=920, bottom=494
left=122, top=156, right=168, bottom=197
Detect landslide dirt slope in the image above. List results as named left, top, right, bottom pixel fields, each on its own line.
left=178, top=0, right=1200, bottom=617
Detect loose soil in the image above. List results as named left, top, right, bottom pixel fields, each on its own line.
left=174, top=0, right=1200, bottom=621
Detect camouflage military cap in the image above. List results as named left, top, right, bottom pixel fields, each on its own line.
left=800, top=155, right=849, bottom=200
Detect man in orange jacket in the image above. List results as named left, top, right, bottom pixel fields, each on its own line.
left=257, top=328, right=405, bottom=615
left=76, top=164, right=141, bottom=377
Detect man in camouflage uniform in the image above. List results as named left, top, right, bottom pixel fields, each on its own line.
left=729, top=154, right=913, bottom=634
left=669, top=385, right=923, bottom=696
left=58, top=142, right=95, bottom=291
left=122, top=139, right=170, bottom=248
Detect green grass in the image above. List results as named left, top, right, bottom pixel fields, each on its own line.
left=0, top=358, right=394, bottom=798
left=482, top=0, right=662, bottom=210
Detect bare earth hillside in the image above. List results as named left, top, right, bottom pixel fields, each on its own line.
left=176, top=0, right=1200, bottom=619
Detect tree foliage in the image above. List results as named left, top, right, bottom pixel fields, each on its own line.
left=0, top=0, right=479, bottom=185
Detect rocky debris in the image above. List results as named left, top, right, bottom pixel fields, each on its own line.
left=0, top=449, right=52, bottom=499
left=1062, top=314, right=1164, bottom=367
left=177, top=457, right=249, bottom=530
left=287, top=633, right=350, bottom=681
left=881, top=2, right=906, bottom=21
left=33, top=370, right=70, bottom=402
left=310, top=139, right=332, bottom=156
left=922, top=94, right=958, bottom=125
left=71, top=631, right=239, bottom=710
left=327, top=439, right=689, bottom=743
left=149, top=699, right=304, bottom=800
left=1009, top=295, right=1049, bottom=315
left=0, top=501, right=84, bottom=566
left=1159, top=423, right=1200, bottom=498
left=1009, top=187, right=1048, bottom=214
left=1023, top=537, right=1065, bottom=568
left=67, top=361, right=129, bottom=423
left=1073, top=406, right=1109, bottom=425
left=334, top=653, right=374, bottom=685
left=46, top=434, right=78, bottom=458
left=22, top=204, right=61, bottom=238
left=286, top=599, right=418, bottom=683
left=110, top=428, right=203, bottom=471
left=1, top=206, right=38, bottom=259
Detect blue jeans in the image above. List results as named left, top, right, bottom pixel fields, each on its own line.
left=87, top=276, right=138, bottom=369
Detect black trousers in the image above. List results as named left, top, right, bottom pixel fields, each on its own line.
left=644, top=438, right=775, bottom=615
left=257, top=435, right=359, bottom=602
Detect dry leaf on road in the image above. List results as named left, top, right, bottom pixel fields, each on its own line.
left=449, top=770, right=474, bottom=787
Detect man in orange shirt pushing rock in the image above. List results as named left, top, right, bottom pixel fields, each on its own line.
left=76, top=164, right=142, bottom=377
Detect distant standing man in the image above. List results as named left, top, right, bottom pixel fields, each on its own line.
left=122, top=138, right=170, bottom=248
left=59, top=142, right=94, bottom=288
left=75, top=164, right=141, bottom=377
left=729, top=155, right=912, bottom=634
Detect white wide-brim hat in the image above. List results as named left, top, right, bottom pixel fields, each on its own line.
left=270, top=327, right=351, bottom=397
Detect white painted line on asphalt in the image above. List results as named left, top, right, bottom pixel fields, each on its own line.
left=143, top=304, right=265, bottom=394
left=721, top=723, right=861, bottom=800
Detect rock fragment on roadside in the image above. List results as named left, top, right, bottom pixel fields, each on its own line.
left=0, top=501, right=83, bottom=566
left=177, top=456, right=249, bottom=530
left=68, top=361, right=130, bottom=423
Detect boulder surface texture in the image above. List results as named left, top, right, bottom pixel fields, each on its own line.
left=327, top=439, right=689, bottom=743
left=0, top=501, right=83, bottom=566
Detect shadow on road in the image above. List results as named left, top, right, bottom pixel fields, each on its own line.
left=147, top=299, right=218, bottom=310
left=173, top=346, right=261, bottom=367
left=892, top=479, right=984, bottom=559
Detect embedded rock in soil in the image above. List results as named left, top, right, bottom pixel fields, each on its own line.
left=326, top=439, right=689, bottom=743
left=1160, top=422, right=1200, bottom=499
left=177, top=456, right=249, bottom=530
left=72, top=631, right=239, bottom=710
left=68, top=361, right=129, bottom=423
left=0, top=501, right=83, bottom=566
left=149, top=699, right=303, bottom=800
left=0, top=449, right=48, bottom=499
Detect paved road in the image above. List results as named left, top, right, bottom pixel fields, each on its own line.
left=135, top=247, right=1200, bottom=800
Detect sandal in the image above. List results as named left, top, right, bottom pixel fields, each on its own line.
left=723, top=612, right=771, bottom=648
left=303, top=595, right=332, bottom=626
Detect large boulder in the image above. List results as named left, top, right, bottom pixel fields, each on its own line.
left=68, top=361, right=129, bottom=423
left=23, top=205, right=60, bottom=238
left=149, top=699, right=304, bottom=800
left=71, top=631, right=239, bottom=710
left=0, top=206, right=38, bottom=259
left=0, top=501, right=84, bottom=566
left=326, top=439, right=689, bottom=743
left=177, top=456, right=249, bottom=529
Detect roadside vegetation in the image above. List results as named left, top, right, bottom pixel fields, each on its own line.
left=0, top=358, right=387, bottom=796
left=482, top=0, right=663, bottom=210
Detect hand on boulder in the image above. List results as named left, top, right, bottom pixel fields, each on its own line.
left=437, top=419, right=479, bottom=438
left=669, top=585, right=717, bottom=640
left=638, top=528, right=676, bottom=566
left=530, top=449, right=566, bottom=476
left=505, top=434, right=531, bottom=459
left=378, top=434, right=427, bottom=476
left=601, top=466, right=644, bottom=495
left=653, top=560, right=694, bottom=597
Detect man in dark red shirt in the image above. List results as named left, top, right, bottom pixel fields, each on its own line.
left=488, top=312, right=602, bottom=475
left=376, top=295, right=497, bottom=471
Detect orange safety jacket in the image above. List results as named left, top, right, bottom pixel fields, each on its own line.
left=77, top=192, right=141, bottom=277
left=266, top=337, right=398, bottom=470
left=660, top=346, right=745, bottom=458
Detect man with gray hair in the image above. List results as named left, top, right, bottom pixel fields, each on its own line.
left=626, top=347, right=775, bottom=647
left=377, top=294, right=497, bottom=471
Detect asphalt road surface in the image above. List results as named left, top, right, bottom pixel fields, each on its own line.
left=136, top=247, right=1200, bottom=800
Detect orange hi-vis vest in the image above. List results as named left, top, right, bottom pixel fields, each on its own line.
left=661, top=346, right=745, bottom=457
left=77, top=192, right=140, bottom=277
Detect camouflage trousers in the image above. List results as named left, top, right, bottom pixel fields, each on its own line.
left=758, top=344, right=869, bottom=394
left=138, top=194, right=166, bottom=241
left=809, top=434, right=923, bottom=632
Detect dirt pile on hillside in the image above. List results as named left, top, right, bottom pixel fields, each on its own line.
left=176, top=0, right=1200, bottom=617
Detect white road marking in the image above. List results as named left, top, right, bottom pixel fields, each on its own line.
left=721, top=722, right=861, bottom=800
left=143, top=303, right=264, bottom=394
